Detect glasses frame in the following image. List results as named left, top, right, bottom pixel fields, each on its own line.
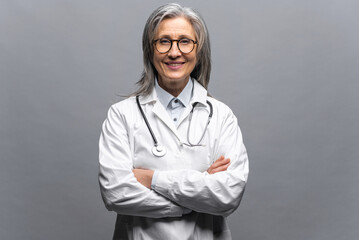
left=153, top=38, right=198, bottom=54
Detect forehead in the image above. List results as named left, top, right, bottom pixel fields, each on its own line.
left=156, top=16, right=196, bottom=38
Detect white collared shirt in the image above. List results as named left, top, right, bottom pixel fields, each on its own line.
left=155, top=78, right=193, bottom=126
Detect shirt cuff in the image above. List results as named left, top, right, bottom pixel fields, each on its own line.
left=151, top=170, right=159, bottom=189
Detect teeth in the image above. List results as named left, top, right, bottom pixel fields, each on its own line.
left=168, top=63, right=182, bottom=66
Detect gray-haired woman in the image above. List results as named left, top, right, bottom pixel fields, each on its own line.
left=99, top=3, right=249, bottom=239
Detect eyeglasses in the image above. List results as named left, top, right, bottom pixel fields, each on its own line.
left=153, top=38, right=197, bottom=54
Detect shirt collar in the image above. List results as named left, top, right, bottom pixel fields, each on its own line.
left=139, top=77, right=207, bottom=107
left=155, top=78, right=193, bottom=108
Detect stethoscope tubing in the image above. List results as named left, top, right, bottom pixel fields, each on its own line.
left=136, top=95, right=159, bottom=146
left=186, top=101, right=212, bottom=146
left=136, top=95, right=212, bottom=156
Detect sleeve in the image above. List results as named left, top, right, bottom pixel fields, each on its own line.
left=98, top=105, right=185, bottom=218
left=151, top=108, right=249, bottom=217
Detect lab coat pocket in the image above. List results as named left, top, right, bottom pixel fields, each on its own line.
left=132, top=121, right=169, bottom=170
left=182, top=144, right=211, bottom=172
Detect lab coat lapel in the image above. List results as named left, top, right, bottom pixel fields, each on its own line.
left=152, top=99, right=183, bottom=143
left=140, top=88, right=182, bottom=141
left=141, top=80, right=208, bottom=142
left=178, top=80, right=209, bottom=125
left=190, top=80, right=208, bottom=106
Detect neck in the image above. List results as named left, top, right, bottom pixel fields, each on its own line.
left=157, top=77, right=189, bottom=97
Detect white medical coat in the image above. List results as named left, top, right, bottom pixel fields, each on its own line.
left=99, top=80, right=249, bottom=240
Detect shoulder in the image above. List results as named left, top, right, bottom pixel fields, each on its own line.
left=109, top=96, right=137, bottom=115
left=105, top=96, right=138, bottom=124
left=111, top=96, right=137, bottom=109
left=207, top=96, right=233, bottom=116
left=206, top=96, right=241, bottom=129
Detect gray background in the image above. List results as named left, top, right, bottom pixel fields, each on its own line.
left=1, top=0, right=358, bottom=239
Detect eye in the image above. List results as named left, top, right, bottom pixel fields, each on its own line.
left=159, top=38, right=171, bottom=45
left=179, top=39, right=191, bottom=45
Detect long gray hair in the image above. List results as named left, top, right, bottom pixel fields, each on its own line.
left=132, top=3, right=211, bottom=96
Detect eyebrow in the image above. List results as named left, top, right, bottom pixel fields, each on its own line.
left=157, top=34, right=194, bottom=39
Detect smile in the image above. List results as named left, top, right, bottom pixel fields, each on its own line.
left=165, top=62, right=185, bottom=69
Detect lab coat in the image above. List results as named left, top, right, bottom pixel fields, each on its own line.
left=99, top=80, right=249, bottom=240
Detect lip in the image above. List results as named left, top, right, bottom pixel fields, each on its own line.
left=165, top=61, right=185, bottom=70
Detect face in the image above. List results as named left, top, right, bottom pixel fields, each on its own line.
left=153, top=17, right=197, bottom=96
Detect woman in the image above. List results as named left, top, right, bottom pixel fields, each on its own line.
left=99, top=3, right=249, bottom=239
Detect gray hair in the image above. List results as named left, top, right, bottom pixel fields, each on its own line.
left=132, top=3, right=211, bottom=96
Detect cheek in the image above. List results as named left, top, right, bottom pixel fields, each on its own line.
left=188, top=55, right=197, bottom=69
left=190, top=51, right=197, bottom=63
left=153, top=55, right=163, bottom=71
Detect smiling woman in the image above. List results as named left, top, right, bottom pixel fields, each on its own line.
left=153, top=17, right=198, bottom=96
left=98, top=3, right=249, bottom=239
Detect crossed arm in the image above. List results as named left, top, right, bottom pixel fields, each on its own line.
left=99, top=105, right=248, bottom=218
left=133, top=156, right=231, bottom=189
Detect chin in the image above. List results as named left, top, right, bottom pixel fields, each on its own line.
left=167, top=74, right=188, bottom=81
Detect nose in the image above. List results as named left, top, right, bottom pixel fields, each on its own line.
left=167, top=42, right=182, bottom=58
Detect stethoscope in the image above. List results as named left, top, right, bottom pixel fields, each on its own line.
left=136, top=95, right=213, bottom=157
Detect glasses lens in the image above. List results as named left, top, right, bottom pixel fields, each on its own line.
left=156, top=38, right=171, bottom=53
left=178, top=39, right=194, bottom=53
left=155, top=38, right=195, bottom=53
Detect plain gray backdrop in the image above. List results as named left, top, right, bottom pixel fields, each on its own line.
left=1, top=0, right=358, bottom=239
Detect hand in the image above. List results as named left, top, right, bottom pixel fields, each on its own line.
left=207, top=156, right=230, bottom=174
left=133, top=169, right=154, bottom=189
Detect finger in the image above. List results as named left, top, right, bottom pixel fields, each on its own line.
left=211, top=158, right=230, bottom=169
left=214, top=156, right=225, bottom=163
left=207, top=157, right=230, bottom=174
left=211, top=157, right=228, bottom=167
left=211, top=160, right=230, bottom=173
left=208, top=161, right=230, bottom=174
left=207, top=159, right=229, bottom=173
left=211, top=162, right=230, bottom=174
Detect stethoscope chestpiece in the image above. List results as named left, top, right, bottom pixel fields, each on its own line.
left=152, top=145, right=166, bottom=157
